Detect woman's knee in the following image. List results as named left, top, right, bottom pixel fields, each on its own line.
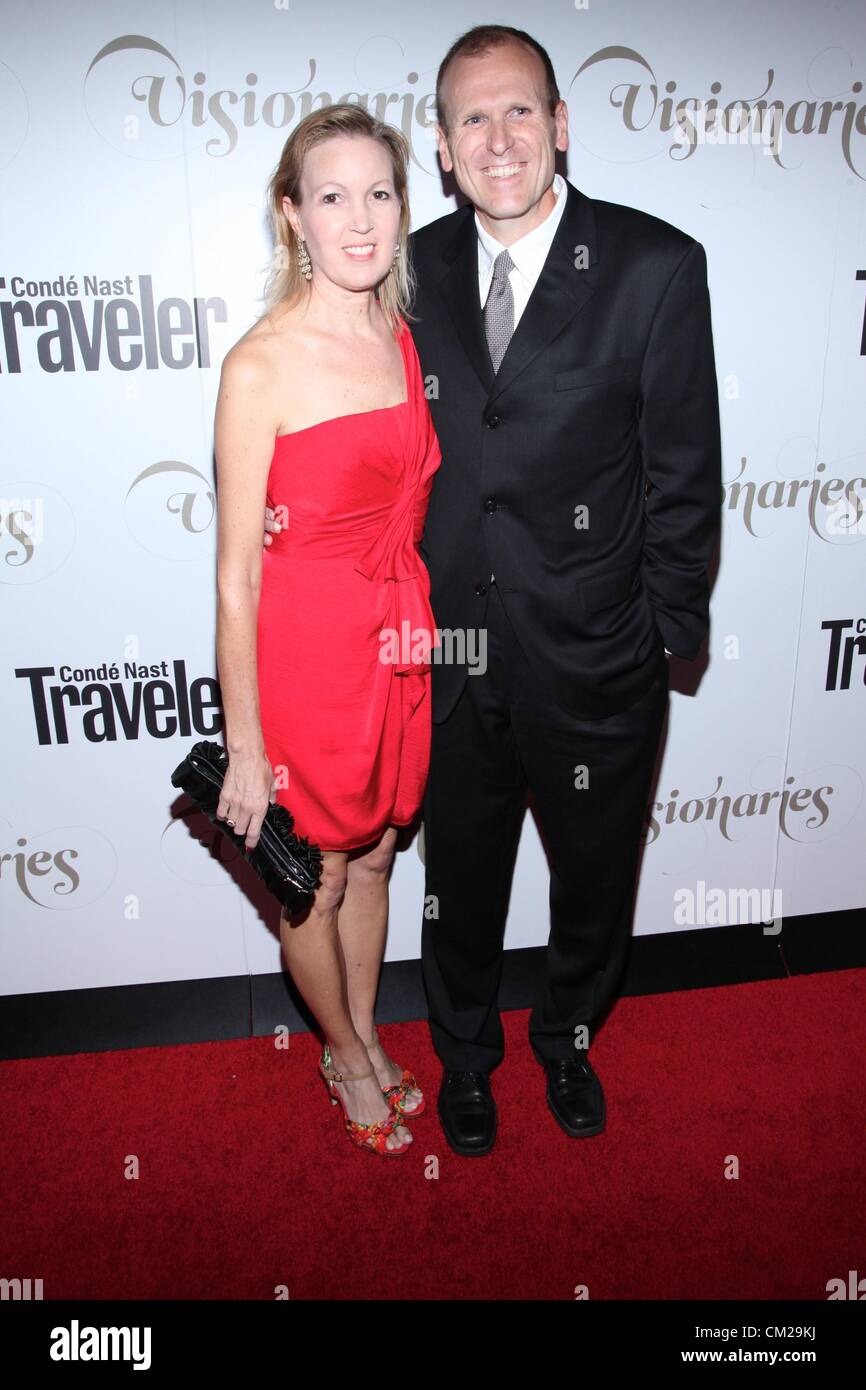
left=313, top=853, right=348, bottom=912
left=350, top=827, right=398, bottom=879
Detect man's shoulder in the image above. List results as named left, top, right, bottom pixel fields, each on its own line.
left=409, top=185, right=702, bottom=263
left=410, top=202, right=474, bottom=262
left=586, top=190, right=700, bottom=260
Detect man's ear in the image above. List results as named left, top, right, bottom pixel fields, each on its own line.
left=435, top=125, right=453, bottom=173
left=554, top=99, right=569, bottom=155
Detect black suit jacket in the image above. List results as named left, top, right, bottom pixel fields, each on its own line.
left=408, top=177, right=722, bottom=724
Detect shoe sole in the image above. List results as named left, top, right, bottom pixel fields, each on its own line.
left=546, top=1091, right=606, bottom=1138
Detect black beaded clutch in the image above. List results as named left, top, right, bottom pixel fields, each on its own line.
left=170, top=739, right=323, bottom=912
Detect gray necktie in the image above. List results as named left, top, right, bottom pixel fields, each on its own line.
left=484, top=248, right=515, bottom=374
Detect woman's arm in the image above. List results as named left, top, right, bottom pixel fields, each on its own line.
left=214, top=342, right=278, bottom=850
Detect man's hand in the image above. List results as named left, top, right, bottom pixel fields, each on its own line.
left=263, top=504, right=282, bottom=547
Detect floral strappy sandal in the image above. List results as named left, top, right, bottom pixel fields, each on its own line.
left=319, top=1043, right=412, bottom=1155
left=365, top=1026, right=426, bottom=1118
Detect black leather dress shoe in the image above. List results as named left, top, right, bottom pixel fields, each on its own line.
left=545, top=1055, right=606, bottom=1137
left=437, top=1070, right=497, bottom=1156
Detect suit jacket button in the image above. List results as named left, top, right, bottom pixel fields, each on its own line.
left=484, top=497, right=497, bottom=513
left=485, top=414, right=500, bottom=428
left=475, top=582, right=488, bottom=596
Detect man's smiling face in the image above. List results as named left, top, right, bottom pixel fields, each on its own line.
left=436, top=39, right=569, bottom=245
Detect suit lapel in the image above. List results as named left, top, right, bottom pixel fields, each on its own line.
left=435, top=179, right=599, bottom=404
left=437, top=209, right=496, bottom=396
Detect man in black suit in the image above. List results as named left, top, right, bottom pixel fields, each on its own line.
left=410, top=25, right=721, bottom=1154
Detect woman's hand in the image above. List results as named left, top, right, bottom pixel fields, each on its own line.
left=217, top=750, right=277, bottom=851
left=263, top=505, right=282, bottom=547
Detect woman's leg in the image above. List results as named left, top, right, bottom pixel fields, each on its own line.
left=339, top=827, right=423, bottom=1110
left=279, top=848, right=411, bottom=1149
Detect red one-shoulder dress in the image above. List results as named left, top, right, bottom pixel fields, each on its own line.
left=256, top=317, right=442, bottom=852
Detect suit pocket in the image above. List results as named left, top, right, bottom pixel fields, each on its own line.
left=577, top=561, right=640, bottom=612
left=554, top=357, right=642, bottom=390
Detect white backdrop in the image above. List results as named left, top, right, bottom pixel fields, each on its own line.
left=2, top=0, right=865, bottom=997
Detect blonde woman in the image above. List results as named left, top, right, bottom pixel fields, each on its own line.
left=213, top=106, right=441, bottom=1155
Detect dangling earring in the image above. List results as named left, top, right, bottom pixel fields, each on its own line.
left=392, top=242, right=401, bottom=271
left=296, top=235, right=312, bottom=281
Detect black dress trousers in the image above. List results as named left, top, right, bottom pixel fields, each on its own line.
left=420, top=578, right=669, bottom=1072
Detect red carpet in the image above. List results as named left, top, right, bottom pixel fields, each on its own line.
left=2, top=969, right=863, bottom=1300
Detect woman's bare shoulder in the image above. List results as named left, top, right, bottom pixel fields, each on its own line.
left=222, top=304, right=307, bottom=390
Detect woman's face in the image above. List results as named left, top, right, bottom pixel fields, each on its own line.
left=283, top=134, right=402, bottom=296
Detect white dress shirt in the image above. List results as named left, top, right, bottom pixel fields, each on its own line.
left=476, top=171, right=568, bottom=331
left=475, top=174, right=672, bottom=657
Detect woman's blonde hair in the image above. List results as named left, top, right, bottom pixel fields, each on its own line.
left=263, top=103, right=416, bottom=334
